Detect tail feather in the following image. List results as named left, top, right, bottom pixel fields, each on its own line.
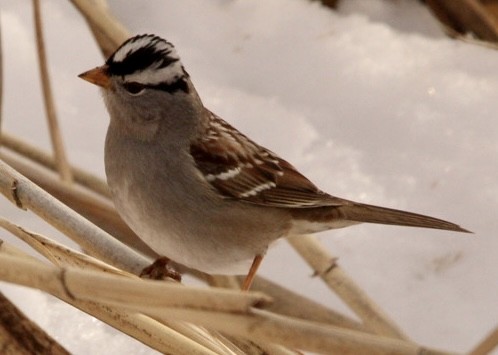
left=339, top=203, right=470, bottom=233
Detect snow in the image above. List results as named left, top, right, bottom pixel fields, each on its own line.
left=1, top=0, right=497, bottom=353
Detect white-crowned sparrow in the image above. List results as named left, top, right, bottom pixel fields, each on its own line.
left=79, top=34, right=468, bottom=290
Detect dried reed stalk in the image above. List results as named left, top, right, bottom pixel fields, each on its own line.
left=0, top=16, right=3, bottom=136
left=1, top=132, right=110, bottom=197
left=0, top=240, right=225, bottom=355
left=32, top=0, right=72, bottom=183
left=425, top=0, right=498, bottom=41
left=0, top=239, right=297, bottom=355
left=158, top=308, right=451, bottom=355
left=0, top=251, right=454, bottom=355
left=0, top=291, right=70, bottom=355
left=0, top=226, right=246, bottom=355
left=0, top=150, right=153, bottom=256
left=469, top=326, right=498, bottom=355
left=0, top=254, right=270, bottom=317
left=0, top=217, right=129, bottom=275
left=69, top=0, right=129, bottom=56
left=2, top=215, right=297, bottom=355
left=288, top=234, right=409, bottom=340
left=0, top=239, right=258, bottom=355
left=246, top=275, right=366, bottom=332
left=0, top=159, right=150, bottom=274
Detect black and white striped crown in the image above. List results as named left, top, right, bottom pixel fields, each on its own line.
left=106, top=34, right=189, bottom=93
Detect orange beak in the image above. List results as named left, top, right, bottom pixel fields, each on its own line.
left=78, top=65, right=111, bottom=89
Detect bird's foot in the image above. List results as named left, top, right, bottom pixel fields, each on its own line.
left=140, top=257, right=182, bottom=282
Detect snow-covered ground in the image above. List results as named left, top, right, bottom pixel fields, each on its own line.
left=1, top=0, right=497, bottom=353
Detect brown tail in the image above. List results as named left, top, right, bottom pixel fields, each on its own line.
left=339, top=202, right=470, bottom=233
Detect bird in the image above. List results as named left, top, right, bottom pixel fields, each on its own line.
left=79, top=34, right=469, bottom=290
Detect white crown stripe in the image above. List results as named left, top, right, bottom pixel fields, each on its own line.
left=124, top=61, right=184, bottom=85
left=112, top=36, right=180, bottom=63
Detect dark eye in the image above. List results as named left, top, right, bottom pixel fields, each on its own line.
left=123, top=82, right=145, bottom=95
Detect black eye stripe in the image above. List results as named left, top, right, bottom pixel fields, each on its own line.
left=123, top=78, right=190, bottom=95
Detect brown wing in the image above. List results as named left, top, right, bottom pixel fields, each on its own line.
left=190, top=111, right=347, bottom=208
